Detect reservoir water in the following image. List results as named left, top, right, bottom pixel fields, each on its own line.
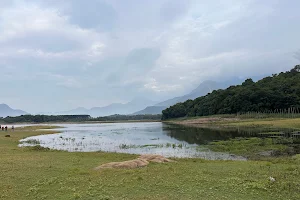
left=19, top=122, right=249, bottom=160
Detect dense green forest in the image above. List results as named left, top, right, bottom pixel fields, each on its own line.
left=0, top=114, right=161, bottom=123
left=162, top=65, right=300, bottom=120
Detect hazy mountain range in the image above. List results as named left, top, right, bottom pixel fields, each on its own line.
left=39, top=98, right=157, bottom=117
left=64, top=79, right=242, bottom=116
left=0, top=104, right=27, bottom=118
left=1, top=77, right=262, bottom=117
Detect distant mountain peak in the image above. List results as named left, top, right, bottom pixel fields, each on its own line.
left=0, top=103, right=10, bottom=108
left=0, top=104, right=27, bottom=117
left=189, top=80, right=217, bottom=95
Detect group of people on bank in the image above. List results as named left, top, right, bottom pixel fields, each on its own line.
left=0, top=125, right=14, bottom=131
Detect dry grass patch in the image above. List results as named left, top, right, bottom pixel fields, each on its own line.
left=95, top=154, right=174, bottom=170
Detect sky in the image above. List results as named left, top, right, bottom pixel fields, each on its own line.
left=0, top=0, right=300, bottom=113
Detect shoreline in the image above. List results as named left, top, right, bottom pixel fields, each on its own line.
left=1, top=119, right=161, bottom=125
left=165, top=116, right=300, bottom=130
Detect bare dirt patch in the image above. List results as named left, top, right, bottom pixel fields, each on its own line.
left=170, top=117, right=239, bottom=128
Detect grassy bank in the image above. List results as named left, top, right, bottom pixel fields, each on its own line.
left=1, top=126, right=300, bottom=199
left=221, top=118, right=300, bottom=129
left=168, top=116, right=300, bottom=129
left=169, top=117, right=300, bottom=159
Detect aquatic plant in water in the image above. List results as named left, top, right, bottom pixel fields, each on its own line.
left=21, top=139, right=40, bottom=145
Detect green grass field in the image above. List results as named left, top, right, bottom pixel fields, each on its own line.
left=221, top=118, right=300, bottom=129
left=1, top=126, right=300, bottom=200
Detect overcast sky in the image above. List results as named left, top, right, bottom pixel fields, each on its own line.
left=0, top=0, right=300, bottom=113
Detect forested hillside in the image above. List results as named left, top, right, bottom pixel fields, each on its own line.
left=162, top=65, right=300, bottom=119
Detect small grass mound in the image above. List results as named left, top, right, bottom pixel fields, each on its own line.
left=95, top=155, right=174, bottom=170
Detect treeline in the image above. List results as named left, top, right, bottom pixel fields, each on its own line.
left=1, top=115, right=91, bottom=123
left=162, top=65, right=300, bottom=120
left=0, top=114, right=162, bottom=123
left=91, top=114, right=162, bottom=121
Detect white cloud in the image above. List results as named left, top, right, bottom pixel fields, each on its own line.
left=139, top=0, right=300, bottom=93
left=0, top=3, right=107, bottom=63
left=0, top=4, right=67, bottom=41
left=144, top=78, right=182, bottom=92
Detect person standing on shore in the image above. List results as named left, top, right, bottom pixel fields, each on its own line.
left=12, top=126, right=14, bottom=131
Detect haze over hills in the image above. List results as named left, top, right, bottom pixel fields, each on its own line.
left=134, top=78, right=251, bottom=115
left=0, top=104, right=27, bottom=117
left=133, top=106, right=167, bottom=115
left=155, top=80, right=219, bottom=107
left=55, top=98, right=157, bottom=117
left=62, top=80, right=226, bottom=116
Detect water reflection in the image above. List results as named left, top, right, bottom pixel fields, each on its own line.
left=162, top=124, right=241, bottom=145
left=163, top=123, right=300, bottom=145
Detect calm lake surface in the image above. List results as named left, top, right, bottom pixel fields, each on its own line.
left=19, top=122, right=251, bottom=160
